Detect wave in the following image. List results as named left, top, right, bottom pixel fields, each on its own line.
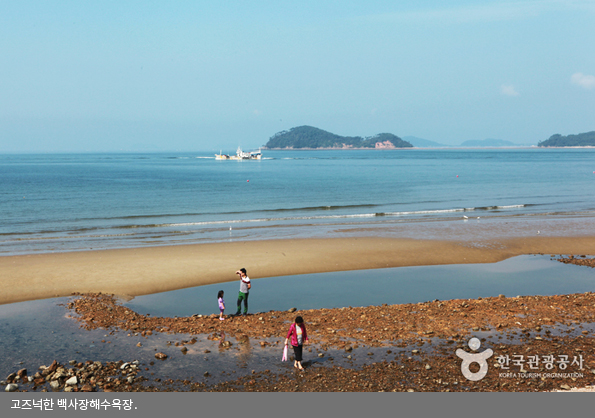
left=0, top=203, right=534, bottom=237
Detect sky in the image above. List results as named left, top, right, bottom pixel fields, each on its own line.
left=1, top=0, right=594, bottom=152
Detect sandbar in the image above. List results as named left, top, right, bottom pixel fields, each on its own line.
left=1, top=236, right=594, bottom=306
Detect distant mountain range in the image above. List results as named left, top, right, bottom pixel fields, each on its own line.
left=402, top=136, right=450, bottom=148
left=263, top=126, right=413, bottom=149
left=459, top=138, right=520, bottom=147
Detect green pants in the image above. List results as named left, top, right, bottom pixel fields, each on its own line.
left=236, top=291, right=249, bottom=314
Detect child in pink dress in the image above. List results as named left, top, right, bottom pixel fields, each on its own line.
left=217, top=290, right=225, bottom=320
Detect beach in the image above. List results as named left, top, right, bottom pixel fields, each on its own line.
left=2, top=234, right=595, bottom=393
left=2, top=235, right=595, bottom=306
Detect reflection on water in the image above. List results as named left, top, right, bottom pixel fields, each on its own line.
left=0, top=255, right=593, bottom=389
left=125, top=255, right=595, bottom=317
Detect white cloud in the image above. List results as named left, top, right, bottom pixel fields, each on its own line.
left=501, top=84, right=520, bottom=96
left=358, top=1, right=595, bottom=25
left=571, top=72, right=595, bottom=89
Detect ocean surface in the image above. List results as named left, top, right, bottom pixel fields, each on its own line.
left=1, top=148, right=595, bottom=255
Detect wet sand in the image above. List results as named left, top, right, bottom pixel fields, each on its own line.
left=1, top=235, right=595, bottom=305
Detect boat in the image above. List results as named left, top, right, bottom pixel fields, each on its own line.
left=215, top=147, right=262, bottom=160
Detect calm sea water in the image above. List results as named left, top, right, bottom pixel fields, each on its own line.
left=1, top=148, right=595, bottom=255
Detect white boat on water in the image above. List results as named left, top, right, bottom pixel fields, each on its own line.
left=215, top=147, right=262, bottom=160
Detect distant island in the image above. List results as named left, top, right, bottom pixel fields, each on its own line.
left=460, top=138, right=520, bottom=147
left=402, top=136, right=450, bottom=148
left=538, top=131, right=595, bottom=147
left=263, top=126, right=413, bottom=149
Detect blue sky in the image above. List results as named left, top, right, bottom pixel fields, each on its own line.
left=1, top=0, right=594, bottom=151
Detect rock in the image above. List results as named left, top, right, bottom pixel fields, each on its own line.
left=499, top=294, right=506, bottom=298
left=50, top=381, right=61, bottom=390
left=136, top=342, right=142, bottom=347
left=48, top=360, right=58, bottom=373
left=120, top=363, right=130, bottom=370
left=5, top=383, right=18, bottom=392
left=345, top=346, right=353, bottom=352
left=560, top=384, right=571, bottom=390
left=69, top=360, right=77, bottom=366
left=425, top=364, right=431, bottom=370
left=288, top=308, right=297, bottom=313
left=127, top=377, right=134, bottom=384
left=412, top=350, right=419, bottom=354
left=181, top=347, right=188, bottom=353
left=155, top=353, right=168, bottom=360
left=64, top=386, right=73, bottom=392
left=16, top=368, right=27, bottom=378
left=318, top=353, right=324, bottom=357
left=65, top=376, right=78, bottom=386
left=81, top=384, right=93, bottom=392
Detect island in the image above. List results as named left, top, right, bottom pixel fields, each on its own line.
left=538, top=131, right=595, bottom=147
left=263, top=126, right=413, bottom=149
left=460, top=138, right=520, bottom=147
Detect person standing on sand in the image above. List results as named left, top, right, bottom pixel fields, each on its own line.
left=285, top=316, right=308, bottom=371
left=235, top=268, right=251, bottom=316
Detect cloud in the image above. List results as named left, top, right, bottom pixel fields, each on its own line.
left=500, top=84, right=520, bottom=96
left=358, top=1, right=595, bottom=25
left=571, top=72, right=595, bottom=89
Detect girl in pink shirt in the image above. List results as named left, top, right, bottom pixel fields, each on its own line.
left=285, top=316, right=308, bottom=370
left=217, top=290, right=225, bottom=320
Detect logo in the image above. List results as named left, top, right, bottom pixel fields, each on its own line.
left=456, top=337, right=494, bottom=381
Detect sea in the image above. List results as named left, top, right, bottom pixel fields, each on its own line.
left=1, top=148, right=595, bottom=256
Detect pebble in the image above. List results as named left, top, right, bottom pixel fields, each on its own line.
left=65, top=376, right=78, bottom=386
left=5, top=383, right=18, bottom=392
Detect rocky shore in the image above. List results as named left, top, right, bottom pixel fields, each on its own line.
left=4, top=257, right=595, bottom=393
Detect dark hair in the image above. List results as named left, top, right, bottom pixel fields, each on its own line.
left=217, top=290, right=224, bottom=299
left=240, top=268, right=247, bottom=274
left=295, top=316, right=303, bottom=324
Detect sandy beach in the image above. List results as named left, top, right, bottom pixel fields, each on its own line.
left=2, top=235, right=595, bottom=306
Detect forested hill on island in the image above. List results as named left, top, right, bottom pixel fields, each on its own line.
left=538, top=131, right=595, bottom=147
left=263, top=126, right=413, bottom=149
